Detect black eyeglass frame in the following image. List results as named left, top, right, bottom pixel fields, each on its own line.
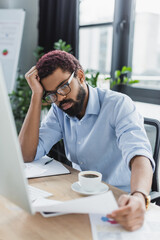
left=42, top=72, right=75, bottom=103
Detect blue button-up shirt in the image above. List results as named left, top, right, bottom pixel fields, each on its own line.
left=35, top=85, right=154, bottom=192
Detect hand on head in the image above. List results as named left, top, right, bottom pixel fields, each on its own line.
left=25, top=66, right=43, bottom=96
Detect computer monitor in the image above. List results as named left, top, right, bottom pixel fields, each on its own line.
left=0, top=63, right=34, bottom=214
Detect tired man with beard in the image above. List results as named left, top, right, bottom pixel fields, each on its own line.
left=19, top=50, right=154, bottom=231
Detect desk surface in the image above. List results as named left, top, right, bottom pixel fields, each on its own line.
left=0, top=165, right=159, bottom=240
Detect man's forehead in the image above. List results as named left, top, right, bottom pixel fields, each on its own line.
left=41, top=68, right=71, bottom=91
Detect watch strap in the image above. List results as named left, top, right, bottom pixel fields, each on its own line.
left=131, top=190, right=150, bottom=209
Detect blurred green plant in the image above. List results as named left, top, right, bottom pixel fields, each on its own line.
left=54, top=39, right=72, bottom=53
left=105, top=66, right=139, bottom=89
left=85, top=70, right=100, bottom=88
left=9, top=74, right=32, bottom=133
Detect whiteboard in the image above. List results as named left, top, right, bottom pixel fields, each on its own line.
left=0, top=9, right=25, bottom=93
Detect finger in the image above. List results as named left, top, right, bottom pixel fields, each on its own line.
left=36, top=75, right=40, bottom=81
left=25, top=66, right=37, bottom=77
left=108, top=204, right=132, bottom=218
left=112, top=194, right=145, bottom=218
left=120, top=217, right=144, bottom=232
left=28, top=69, right=38, bottom=77
left=107, top=196, right=146, bottom=231
left=25, top=70, right=39, bottom=82
left=127, top=223, right=144, bottom=232
left=112, top=211, right=144, bottom=224
left=118, top=194, right=130, bottom=207
left=28, top=65, right=36, bottom=72
left=109, top=207, right=145, bottom=232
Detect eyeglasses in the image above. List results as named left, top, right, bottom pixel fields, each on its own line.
left=43, top=72, right=75, bottom=103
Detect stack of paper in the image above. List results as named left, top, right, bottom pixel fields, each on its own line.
left=33, top=191, right=118, bottom=215
left=24, top=156, right=70, bottom=178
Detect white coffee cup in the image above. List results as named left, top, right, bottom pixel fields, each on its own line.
left=78, top=170, right=102, bottom=192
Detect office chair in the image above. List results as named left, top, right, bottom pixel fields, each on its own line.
left=144, top=117, right=160, bottom=205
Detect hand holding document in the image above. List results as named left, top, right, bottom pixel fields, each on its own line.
left=33, top=190, right=118, bottom=215
left=24, top=156, right=70, bottom=178
left=89, top=205, right=160, bottom=240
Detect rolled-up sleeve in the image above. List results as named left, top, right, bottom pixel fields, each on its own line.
left=113, top=95, right=155, bottom=171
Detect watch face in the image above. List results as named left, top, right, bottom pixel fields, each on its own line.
left=146, top=195, right=151, bottom=209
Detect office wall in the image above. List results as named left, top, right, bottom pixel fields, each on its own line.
left=0, top=0, right=8, bottom=8
left=0, top=0, right=39, bottom=74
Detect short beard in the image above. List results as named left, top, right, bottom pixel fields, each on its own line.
left=59, top=85, right=86, bottom=117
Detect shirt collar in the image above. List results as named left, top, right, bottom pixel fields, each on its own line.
left=84, top=84, right=100, bottom=116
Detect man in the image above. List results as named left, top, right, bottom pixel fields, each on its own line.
left=19, top=50, right=154, bottom=231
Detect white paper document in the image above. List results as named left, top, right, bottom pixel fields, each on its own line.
left=89, top=205, right=160, bottom=240
left=28, top=185, right=53, bottom=202
left=25, top=164, right=47, bottom=178
left=32, top=190, right=118, bottom=214
left=24, top=156, right=70, bottom=178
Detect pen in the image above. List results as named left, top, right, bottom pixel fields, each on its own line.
left=44, top=159, right=53, bottom=165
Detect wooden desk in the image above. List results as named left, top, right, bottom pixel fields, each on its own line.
left=0, top=166, right=159, bottom=240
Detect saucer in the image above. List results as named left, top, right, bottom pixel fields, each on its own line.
left=71, top=181, right=109, bottom=195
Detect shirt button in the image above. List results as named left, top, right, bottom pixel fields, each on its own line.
left=80, top=162, right=83, bottom=165
left=78, top=141, right=81, bottom=144
left=78, top=122, right=81, bottom=125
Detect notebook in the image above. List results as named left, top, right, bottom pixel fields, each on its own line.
left=25, top=156, right=70, bottom=178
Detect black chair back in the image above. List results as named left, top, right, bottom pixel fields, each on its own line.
left=144, top=118, right=160, bottom=192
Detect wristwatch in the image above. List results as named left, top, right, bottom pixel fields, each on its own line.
left=131, top=191, right=151, bottom=209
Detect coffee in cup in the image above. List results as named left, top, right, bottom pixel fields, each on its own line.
left=78, top=170, right=102, bottom=192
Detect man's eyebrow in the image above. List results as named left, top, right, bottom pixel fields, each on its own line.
left=56, top=78, right=69, bottom=89
left=45, top=77, right=69, bottom=93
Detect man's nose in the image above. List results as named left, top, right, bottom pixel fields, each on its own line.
left=57, top=94, right=67, bottom=102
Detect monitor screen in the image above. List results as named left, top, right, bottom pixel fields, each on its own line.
left=0, top=63, right=34, bottom=214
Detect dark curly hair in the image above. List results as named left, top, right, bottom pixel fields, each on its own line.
left=36, top=50, right=83, bottom=80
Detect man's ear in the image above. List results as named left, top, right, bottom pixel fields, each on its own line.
left=76, top=69, right=85, bottom=84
